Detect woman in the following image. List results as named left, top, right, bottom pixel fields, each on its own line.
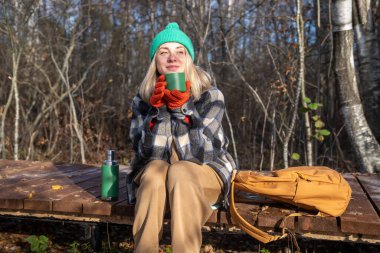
left=128, top=22, right=236, bottom=252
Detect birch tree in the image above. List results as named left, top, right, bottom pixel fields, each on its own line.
left=332, top=0, right=380, bottom=173
left=283, top=0, right=305, bottom=168
left=0, top=0, right=30, bottom=160
left=353, top=0, right=380, bottom=142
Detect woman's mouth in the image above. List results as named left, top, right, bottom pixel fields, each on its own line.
left=167, top=65, right=179, bottom=71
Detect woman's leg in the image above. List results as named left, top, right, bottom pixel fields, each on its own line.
left=133, top=160, right=170, bottom=253
left=166, top=161, right=223, bottom=253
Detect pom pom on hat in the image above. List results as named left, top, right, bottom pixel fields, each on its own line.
left=150, top=22, right=194, bottom=61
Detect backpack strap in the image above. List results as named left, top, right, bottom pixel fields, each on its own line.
left=229, top=170, right=287, bottom=243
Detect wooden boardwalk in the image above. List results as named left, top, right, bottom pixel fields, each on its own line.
left=0, top=159, right=379, bottom=244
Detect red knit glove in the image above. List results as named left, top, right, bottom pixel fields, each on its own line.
left=149, top=75, right=167, bottom=108
left=164, top=81, right=191, bottom=110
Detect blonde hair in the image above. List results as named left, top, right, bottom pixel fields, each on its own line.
left=139, top=52, right=212, bottom=103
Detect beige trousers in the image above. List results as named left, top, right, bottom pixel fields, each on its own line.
left=132, top=156, right=223, bottom=253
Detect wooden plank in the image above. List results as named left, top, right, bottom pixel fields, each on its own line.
left=257, top=205, right=295, bottom=230
left=0, top=164, right=96, bottom=210
left=55, top=169, right=130, bottom=214
left=52, top=173, right=102, bottom=213
left=9, top=166, right=96, bottom=211
left=0, top=162, right=57, bottom=190
left=2, top=160, right=380, bottom=241
left=357, top=174, right=380, bottom=194
left=0, top=164, right=93, bottom=189
left=112, top=200, right=135, bottom=217
left=371, top=196, right=380, bottom=216
left=340, top=193, right=380, bottom=235
left=53, top=181, right=98, bottom=213
left=340, top=174, right=380, bottom=236
left=343, top=174, right=364, bottom=193
left=23, top=177, right=75, bottom=211
left=82, top=185, right=128, bottom=216
left=0, top=162, right=58, bottom=209
left=0, top=171, right=70, bottom=210
left=231, top=203, right=261, bottom=226
left=82, top=169, right=129, bottom=216
left=0, top=199, right=23, bottom=210
left=0, top=162, right=94, bottom=184
left=24, top=167, right=101, bottom=212
left=298, top=215, right=338, bottom=233
left=356, top=174, right=380, bottom=214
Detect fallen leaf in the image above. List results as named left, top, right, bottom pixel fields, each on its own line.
left=51, top=185, right=63, bottom=190
left=28, top=191, right=35, bottom=198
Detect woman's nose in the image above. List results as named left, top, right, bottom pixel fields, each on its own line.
left=167, top=53, right=177, bottom=62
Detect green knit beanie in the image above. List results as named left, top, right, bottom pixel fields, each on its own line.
left=150, top=22, right=194, bottom=61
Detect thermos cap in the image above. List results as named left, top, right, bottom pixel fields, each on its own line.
left=104, top=150, right=118, bottom=165
left=107, top=150, right=115, bottom=160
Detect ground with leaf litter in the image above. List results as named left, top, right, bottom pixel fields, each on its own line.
left=0, top=217, right=379, bottom=252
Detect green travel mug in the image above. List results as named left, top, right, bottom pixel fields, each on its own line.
left=101, top=150, right=119, bottom=201
left=165, top=72, right=186, bottom=92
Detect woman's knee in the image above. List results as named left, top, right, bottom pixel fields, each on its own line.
left=139, top=160, right=169, bottom=191
left=167, top=161, right=198, bottom=187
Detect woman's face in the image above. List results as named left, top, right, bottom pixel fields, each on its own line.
left=155, top=42, right=187, bottom=75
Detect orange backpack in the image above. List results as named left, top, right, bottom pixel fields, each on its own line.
left=229, top=166, right=352, bottom=243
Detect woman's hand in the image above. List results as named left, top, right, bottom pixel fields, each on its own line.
left=149, top=75, right=167, bottom=108
left=164, top=81, right=191, bottom=110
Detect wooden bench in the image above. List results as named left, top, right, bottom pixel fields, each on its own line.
left=0, top=159, right=379, bottom=249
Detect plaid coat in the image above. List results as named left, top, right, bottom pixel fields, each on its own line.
left=128, top=86, right=236, bottom=207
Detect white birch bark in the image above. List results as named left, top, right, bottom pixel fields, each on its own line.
left=353, top=0, right=380, bottom=142
left=301, top=83, right=313, bottom=166
left=12, top=51, right=21, bottom=160
left=298, top=6, right=312, bottom=166
left=284, top=0, right=305, bottom=168
left=4, top=0, right=23, bottom=160
left=0, top=83, right=14, bottom=158
left=333, top=0, right=380, bottom=173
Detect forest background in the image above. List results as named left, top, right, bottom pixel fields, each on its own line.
left=0, top=0, right=379, bottom=173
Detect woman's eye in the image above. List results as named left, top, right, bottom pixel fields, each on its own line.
left=177, top=50, right=185, bottom=55
left=160, top=51, right=168, bottom=55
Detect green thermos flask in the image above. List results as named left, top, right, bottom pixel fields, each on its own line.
left=101, top=150, right=119, bottom=201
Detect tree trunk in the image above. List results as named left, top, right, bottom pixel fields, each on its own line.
left=12, top=51, right=21, bottom=160
left=50, top=35, right=88, bottom=164
left=332, top=0, right=380, bottom=172
left=283, top=0, right=305, bottom=168
left=0, top=85, right=14, bottom=158
left=353, top=0, right=380, bottom=142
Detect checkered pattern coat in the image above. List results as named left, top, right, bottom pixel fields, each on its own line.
left=128, top=86, right=236, bottom=207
